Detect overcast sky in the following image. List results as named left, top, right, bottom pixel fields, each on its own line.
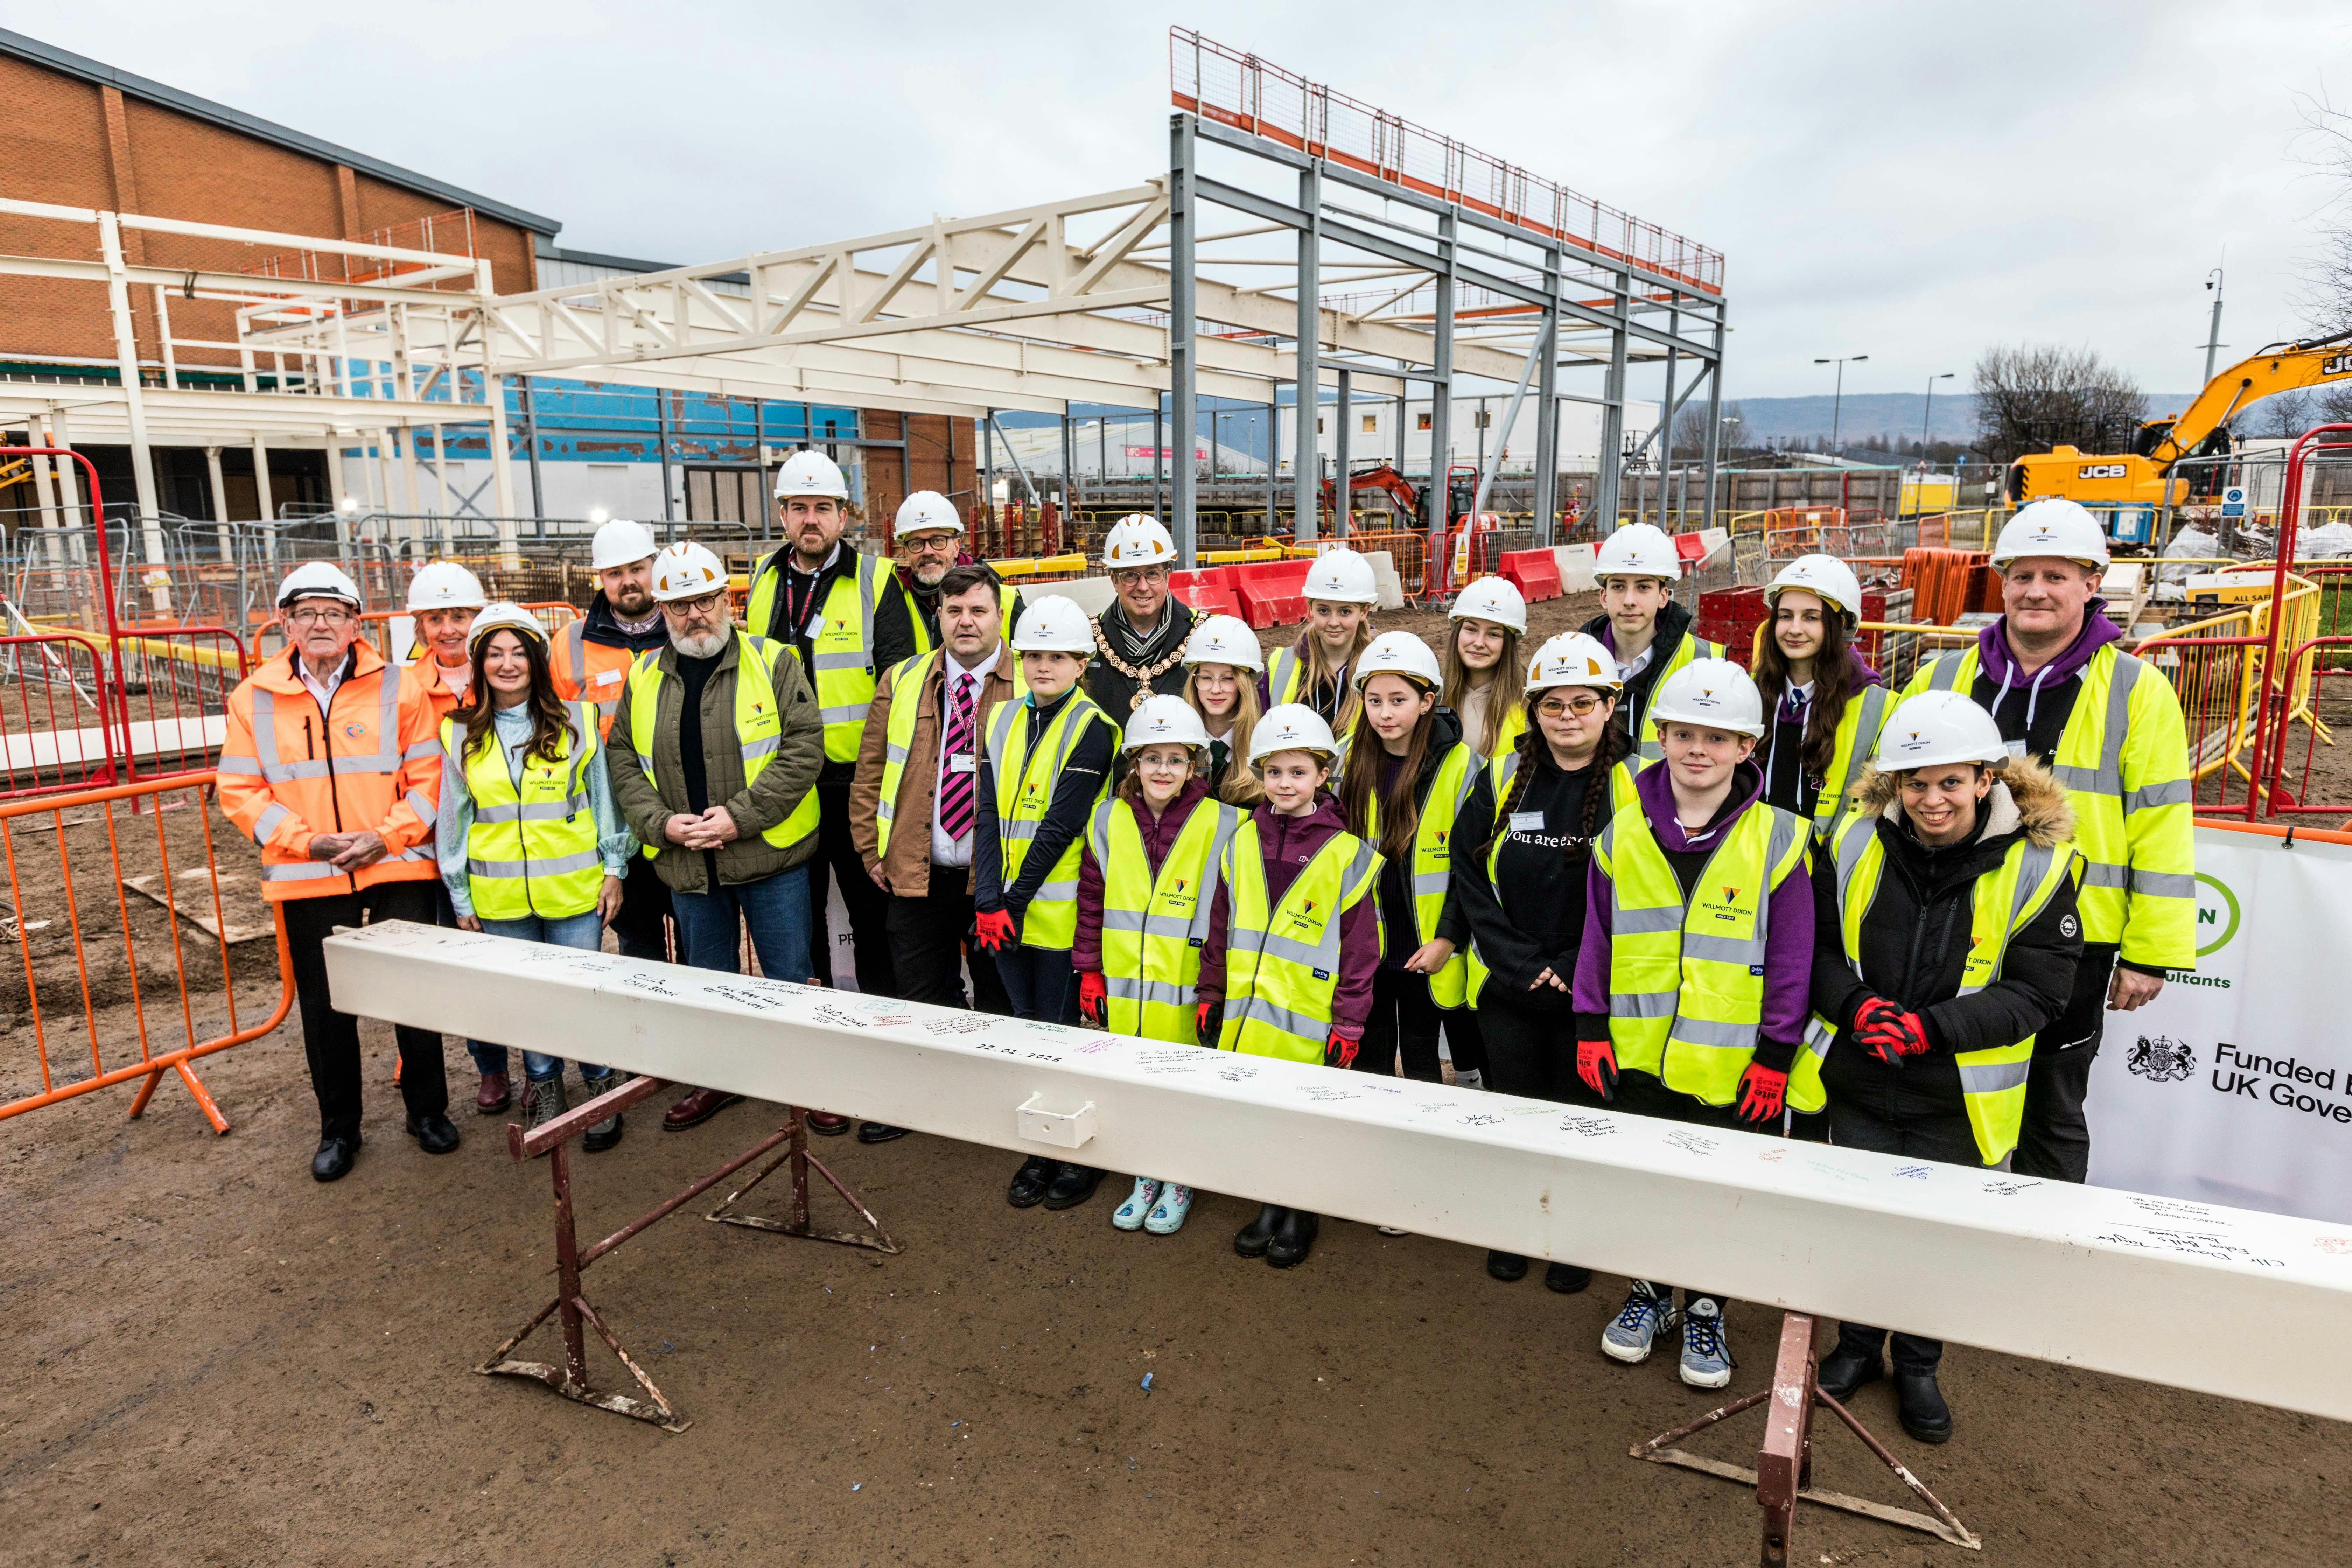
left=14, top=1, right=2351, bottom=410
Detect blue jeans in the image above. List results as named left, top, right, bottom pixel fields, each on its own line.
left=467, top=910, right=607, bottom=1081
left=994, top=944, right=1077, bottom=1024
left=671, top=864, right=814, bottom=984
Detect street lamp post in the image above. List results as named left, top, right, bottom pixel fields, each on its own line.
left=1920, top=373, right=1955, bottom=454
left=1814, top=354, right=1868, bottom=455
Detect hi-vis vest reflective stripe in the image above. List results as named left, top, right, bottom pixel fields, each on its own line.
left=1595, top=797, right=1809, bottom=1104
left=909, top=584, right=1019, bottom=658
left=1216, top=824, right=1382, bottom=1062
left=1087, top=796, right=1242, bottom=1043
left=1351, top=742, right=1478, bottom=1007
left=746, top=549, right=888, bottom=765
left=1916, top=643, right=2194, bottom=966
left=557, top=618, right=637, bottom=738
left=985, top=689, right=1112, bottom=950
left=874, top=649, right=1028, bottom=863
left=1463, top=749, right=1637, bottom=1006
left=442, top=700, right=604, bottom=920
left=1631, top=632, right=1728, bottom=764
left=1788, top=812, right=2077, bottom=1162
left=1806, top=682, right=1892, bottom=837
left=227, top=662, right=440, bottom=896
left=626, top=631, right=819, bottom=859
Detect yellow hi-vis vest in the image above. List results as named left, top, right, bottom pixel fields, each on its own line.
left=1086, top=795, right=1243, bottom=1043
left=1215, top=822, right=1383, bottom=1062
left=1802, top=681, right=1893, bottom=838
left=873, top=649, right=1028, bottom=865
left=440, top=700, right=605, bottom=921
left=1463, top=748, right=1637, bottom=1006
left=745, top=547, right=891, bottom=765
left=626, top=631, right=819, bottom=860
left=1910, top=642, right=2194, bottom=968
left=1347, top=741, right=1478, bottom=1006
left=908, top=584, right=1019, bottom=658
left=1593, top=796, right=1810, bottom=1104
left=1787, top=811, right=2078, bottom=1163
left=985, top=688, right=1113, bottom=950
left=1629, top=630, right=1728, bottom=765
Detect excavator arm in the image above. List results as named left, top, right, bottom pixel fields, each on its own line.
left=2147, top=329, right=2352, bottom=469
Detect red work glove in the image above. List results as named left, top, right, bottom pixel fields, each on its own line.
left=1576, top=1036, right=1619, bottom=1101
left=1078, top=970, right=1108, bottom=1023
left=1196, top=1000, right=1222, bottom=1047
left=1324, top=1031, right=1359, bottom=1069
left=1736, top=1061, right=1789, bottom=1124
left=973, top=909, right=1016, bottom=952
left=1856, top=1007, right=1931, bottom=1065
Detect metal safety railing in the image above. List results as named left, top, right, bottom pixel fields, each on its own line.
left=0, top=772, right=296, bottom=1132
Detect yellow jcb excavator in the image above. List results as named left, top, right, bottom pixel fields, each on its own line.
left=2006, top=329, right=2352, bottom=507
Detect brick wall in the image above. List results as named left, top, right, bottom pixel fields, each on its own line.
left=862, top=412, right=974, bottom=532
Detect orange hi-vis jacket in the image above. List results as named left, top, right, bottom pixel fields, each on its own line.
left=403, top=649, right=468, bottom=726
left=218, top=642, right=443, bottom=902
left=550, top=615, right=635, bottom=739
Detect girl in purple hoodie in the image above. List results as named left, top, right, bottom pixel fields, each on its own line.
left=1573, top=657, right=1814, bottom=1392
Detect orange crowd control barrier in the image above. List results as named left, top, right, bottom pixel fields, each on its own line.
left=0, top=773, right=295, bottom=1133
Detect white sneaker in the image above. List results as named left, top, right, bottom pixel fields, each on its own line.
left=1453, top=1068, right=1485, bottom=1091
left=1377, top=1225, right=1410, bottom=1237
left=1602, top=1281, right=1674, bottom=1364
left=1143, top=1183, right=1193, bottom=1234
left=1679, top=1297, right=1735, bottom=1389
left=1112, top=1178, right=1161, bottom=1231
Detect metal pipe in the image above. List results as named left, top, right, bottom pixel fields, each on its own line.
left=1170, top=115, right=1197, bottom=570
left=1294, top=158, right=1321, bottom=542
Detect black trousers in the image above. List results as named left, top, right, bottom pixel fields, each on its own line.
left=2016, top=945, right=2115, bottom=1183
left=1829, top=1094, right=2002, bottom=1372
left=887, top=872, right=1011, bottom=1016
left=1356, top=967, right=1444, bottom=1082
left=606, top=851, right=673, bottom=963
left=807, top=782, right=896, bottom=994
left=1479, top=990, right=1590, bottom=1106
left=995, top=944, right=1077, bottom=1024
left=1444, top=1006, right=1488, bottom=1078
left=1613, top=1070, right=1743, bottom=1309
left=280, top=880, right=447, bottom=1141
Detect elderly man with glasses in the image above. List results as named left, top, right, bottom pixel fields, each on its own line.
left=1084, top=514, right=1199, bottom=719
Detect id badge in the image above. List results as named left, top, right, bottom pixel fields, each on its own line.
left=1508, top=810, right=1545, bottom=832
left=948, top=754, right=977, bottom=774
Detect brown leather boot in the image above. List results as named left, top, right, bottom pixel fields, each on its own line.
left=475, top=1070, right=511, bottom=1115
left=662, top=1087, right=742, bottom=1130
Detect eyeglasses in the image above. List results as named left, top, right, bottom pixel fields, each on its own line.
left=284, top=604, right=354, bottom=626
left=660, top=592, right=727, bottom=617
left=903, top=533, right=961, bottom=554
left=1111, top=566, right=1169, bottom=586
left=1538, top=693, right=1607, bottom=717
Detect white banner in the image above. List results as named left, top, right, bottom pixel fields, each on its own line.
left=2089, top=825, right=2352, bottom=1225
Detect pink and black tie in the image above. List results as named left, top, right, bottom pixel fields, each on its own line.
left=938, top=672, right=976, bottom=839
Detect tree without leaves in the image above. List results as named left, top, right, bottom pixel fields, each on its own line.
left=1669, top=400, right=1743, bottom=460
left=1970, top=344, right=2147, bottom=463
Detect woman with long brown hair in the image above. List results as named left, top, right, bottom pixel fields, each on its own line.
left=436, top=603, right=634, bottom=1146
left=1751, top=555, right=1890, bottom=837
left=1180, top=614, right=1265, bottom=805
left=1441, top=576, right=1527, bottom=758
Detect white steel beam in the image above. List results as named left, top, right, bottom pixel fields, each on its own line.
left=324, top=921, right=2352, bottom=1426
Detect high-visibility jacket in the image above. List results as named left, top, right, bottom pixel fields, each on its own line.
left=551, top=616, right=637, bottom=739
left=625, top=630, right=819, bottom=858
left=873, top=649, right=1028, bottom=865
left=1350, top=741, right=1479, bottom=1006
left=984, top=688, right=1113, bottom=950
left=1266, top=643, right=1357, bottom=710
left=1789, top=812, right=2077, bottom=1161
left=744, top=547, right=895, bottom=764
left=402, top=650, right=469, bottom=727
left=217, top=643, right=442, bottom=901
left=1087, top=794, right=1243, bottom=1042
left=906, top=583, right=1019, bottom=659
left=441, top=701, right=605, bottom=920
left=1801, top=681, right=1893, bottom=837
left=1490, top=698, right=1527, bottom=758
left=1630, top=630, right=1727, bottom=764
left=1215, top=823, right=1383, bottom=1062
left=1906, top=642, right=2194, bottom=969
left=1593, top=796, right=1810, bottom=1104
left=1463, top=749, right=1637, bottom=1006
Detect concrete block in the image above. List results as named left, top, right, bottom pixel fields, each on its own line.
left=1024, top=575, right=1116, bottom=618
left=1364, top=551, right=1407, bottom=611
left=1555, top=542, right=1598, bottom=594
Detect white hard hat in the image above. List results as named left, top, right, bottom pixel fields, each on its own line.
left=1301, top=547, right=1378, bottom=605
left=1009, top=596, right=1094, bottom=654
left=1124, top=694, right=1211, bottom=753
left=276, top=561, right=363, bottom=611
left=1248, top=703, right=1340, bottom=765
left=1592, top=522, right=1682, bottom=582
left=1874, top=690, right=2010, bottom=772
left=1101, top=513, right=1178, bottom=569
left=1352, top=630, right=1443, bottom=691
left=774, top=448, right=849, bottom=501
left=895, top=491, right=964, bottom=538
left=1450, top=575, right=1527, bottom=634
left=465, top=601, right=550, bottom=654
left=1648, top=656, right=1765, bottom=739
left=1182, top=613, right=1264, bottom=672
left=590, top=518, right=660, bottom=571
left=1992, top=499, right=2109, bottom=571
left=405, top=560, right=486, bottom=614
left=1525, top=631, right=1623, bottom=693
left=650, top=541, right=730, bottom=602
left=1765, top=554, right=1864, bottom=626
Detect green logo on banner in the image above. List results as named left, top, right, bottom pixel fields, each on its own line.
left=2195, top=873, right=2240, bottom=958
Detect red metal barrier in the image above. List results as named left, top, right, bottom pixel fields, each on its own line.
left=0, top=634, right=115, bottom=799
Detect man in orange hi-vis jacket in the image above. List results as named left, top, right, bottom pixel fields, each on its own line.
left=218, top=562, right=455, bottom=1182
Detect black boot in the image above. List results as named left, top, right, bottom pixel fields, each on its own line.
left=1266, top=1209, right=1319, bottom=1268
left=1233, top=1204, right=1283, bottom=1258
left=1817, top=1333, right=1886, bottom=1403
left=1486, top=1250, right=1530, bottom=1282
left=1007, top=1155, right=1057, bottom=1208
left=1544, top=1262, right=1592, bottom=1294
left=1042, top=1164, right=1105, bottom=1210
left=1893, top=1367, right=1952, bottom=1444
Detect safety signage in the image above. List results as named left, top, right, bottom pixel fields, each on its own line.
left=2221, top=485, right=2248, bottom=518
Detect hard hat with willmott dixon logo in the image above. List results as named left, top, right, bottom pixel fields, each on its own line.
left=1247, top=703, right=1339, bottom=766
left=1123, top=694, right=1211, bottom=753
left=1648, top=656, right=1765, bottom=738
left=1873, top=690, right=2010, bottom=771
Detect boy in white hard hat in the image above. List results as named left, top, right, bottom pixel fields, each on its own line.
left=1577, top=523, right=1724, bottom=762
left=1087, top=514, right=1200, bottom=716
left=1899, top=497, right=2193, bottom=1183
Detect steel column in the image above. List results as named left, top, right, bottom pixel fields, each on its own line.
left=1170, top=112, right=1199, bottom=567
left=1700, top=304, right=1726, bottom=531
left=1656, top=307, right=1680, bottom=530
left=1471, top=325, right=1545, bottom=522
left=1294, top=159, right=1322, bottom=542
left=1595, top=268, right=1631, bottom=535
left=1334, top=369, right=1352, bottom=537
left=1535, top=247, right=1562, bottom=546
left=1427, top=208, right=1456, bottom=588
left=96, top=212, right=168, bottom=613
left=1266, top=394, right=1279, bottom=536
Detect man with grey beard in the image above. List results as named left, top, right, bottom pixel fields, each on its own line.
left=606, top=542, right=826, bottom=1131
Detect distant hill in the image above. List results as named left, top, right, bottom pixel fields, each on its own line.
left=1728, top=392, right=2203, bottom=448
